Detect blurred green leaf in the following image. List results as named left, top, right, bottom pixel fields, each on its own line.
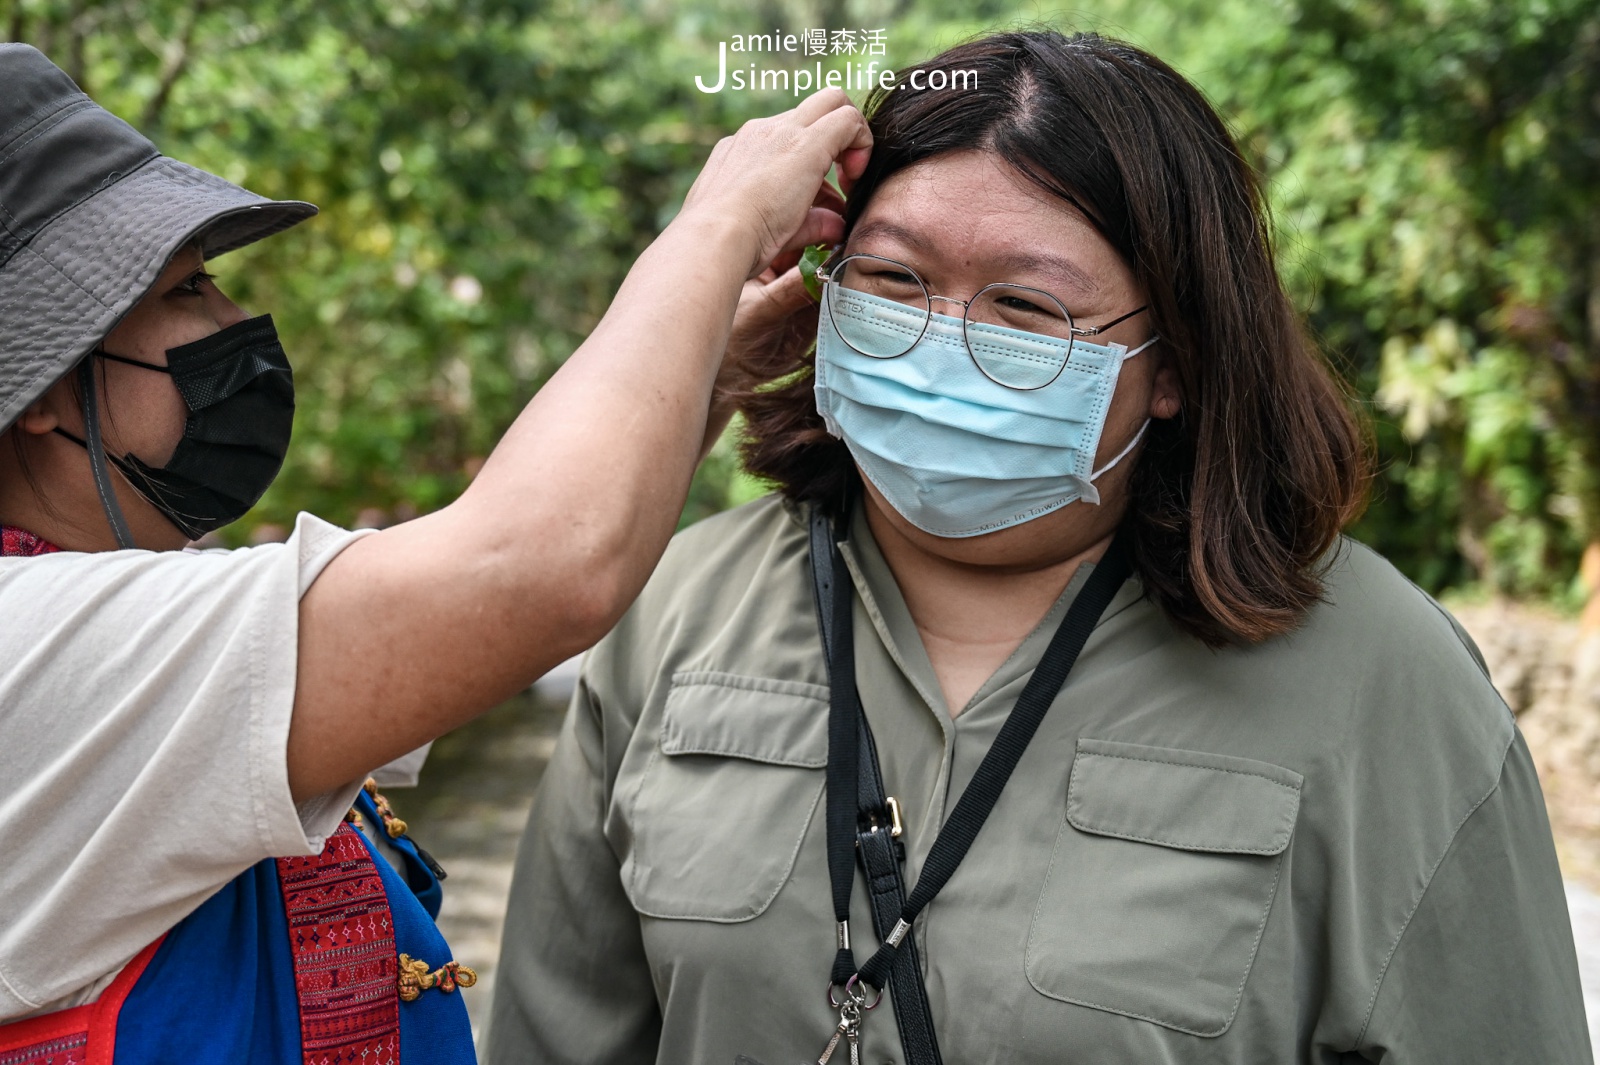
left=4, top=0, right=1595, bottom=601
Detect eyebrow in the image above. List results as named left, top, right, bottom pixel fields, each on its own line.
left=848, top=219, right=1103, bottom=298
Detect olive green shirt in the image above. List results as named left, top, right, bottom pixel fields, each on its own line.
left=487, top=495, right=1590, bottom=1064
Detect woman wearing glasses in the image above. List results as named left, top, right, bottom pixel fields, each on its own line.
left=488, top=30, right=1590, bottom=1065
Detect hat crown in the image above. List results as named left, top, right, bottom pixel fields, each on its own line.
left=0, top=44, right=159, bottom=270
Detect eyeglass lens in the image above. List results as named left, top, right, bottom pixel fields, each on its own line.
left=824, top=254, right=1077, bottom=389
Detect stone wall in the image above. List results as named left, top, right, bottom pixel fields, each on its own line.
left=1452, top=601, right=1600, bottom=884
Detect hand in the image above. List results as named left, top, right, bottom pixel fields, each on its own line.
left=714, top=169, right=843, bottom=399
left=678, top=88, right=871, bottom=280
left=720, top=263, right=820, bottom=392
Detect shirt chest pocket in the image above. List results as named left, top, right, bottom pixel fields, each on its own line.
left=621, top=671, right=828, bottom=922
left=1025, top=738, right=1303, bottom=1038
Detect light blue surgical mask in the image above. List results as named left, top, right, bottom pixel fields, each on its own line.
left=814, top=287, right=1158, bottom=538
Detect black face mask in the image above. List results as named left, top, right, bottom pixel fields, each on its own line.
left=56, top=314, right=294, bottom=542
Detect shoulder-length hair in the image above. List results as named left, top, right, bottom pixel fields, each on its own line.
left=736, top=29, right=1370, bottom=647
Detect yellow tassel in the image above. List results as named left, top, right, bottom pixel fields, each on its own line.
left=396, top=954, right=477, bottom=1001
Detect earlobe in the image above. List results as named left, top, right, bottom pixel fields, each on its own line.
left=17, top=399, right=60, bottom=436
left=1150, top=364, right=1181, bottom=420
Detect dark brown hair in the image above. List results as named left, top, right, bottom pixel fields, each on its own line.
left=735, top=29, right=1371, bottom=646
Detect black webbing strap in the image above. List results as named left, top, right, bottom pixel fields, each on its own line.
left=855, top=531, right=1130, bottom=988
left=809, top=504, right=944, bottom=1065
left=809, top=501, right=1133, bottom=1057
left=817, top=502, right=861, bottom=986
left=854, top=733, right=943, bottom=1065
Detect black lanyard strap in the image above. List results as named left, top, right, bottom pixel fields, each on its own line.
left=812, top=505, right=944, bottom=1065
left=813, top=503, right=1132, bottom=993
left=818, top=505, right=863, bottom=987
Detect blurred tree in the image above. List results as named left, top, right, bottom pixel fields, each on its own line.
left=1295, top=0, right=1600, bottom=603
left=1265, top=0, right=1599, bottom=601
left=961, top=0, right=1595, bottom=602
left=4, top=0, right=778, bottom=532
left=3, top=0, right=1597, bottom=605
left=1081, top=0, right=1598, bottom=598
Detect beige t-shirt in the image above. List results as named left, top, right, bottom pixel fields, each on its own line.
left=0, top=512, right=382, bottom=1022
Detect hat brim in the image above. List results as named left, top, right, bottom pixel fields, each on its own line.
left=0, top=155, right=315, bottom=431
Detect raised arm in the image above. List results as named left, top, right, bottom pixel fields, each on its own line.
left=288, top=90, right=869, bottom=799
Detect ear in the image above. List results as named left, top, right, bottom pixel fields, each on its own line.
left=17, top=397, right=60, bottom=436
left=17, top=373, right=74, bottom=436
left=1149, top=359, right=1181, bottom=420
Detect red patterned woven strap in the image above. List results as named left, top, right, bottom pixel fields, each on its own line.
left=0, top=1011, right=87, bottom=1065
left=0, top=938, right=163, bottom=1065
left=0, top=527, right=60, bottom=557
left=276, top=823, right=400, bottom=1065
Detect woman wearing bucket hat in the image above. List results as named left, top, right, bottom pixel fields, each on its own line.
left=0, top=43, right=870, bottom=1064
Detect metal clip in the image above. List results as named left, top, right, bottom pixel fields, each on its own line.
left=819, top=976, right=880, bottom=1065
left=815, top=1003, right=857, bottom=1065
left=863, top=797, right=905, bottom=839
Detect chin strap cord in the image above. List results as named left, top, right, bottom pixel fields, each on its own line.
left=77, top=358, right=136, bottom=549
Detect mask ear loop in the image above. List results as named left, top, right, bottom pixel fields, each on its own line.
left=1087, top=335, right=1160, bottom=482
left=1120, top=335, right=1160, bottom=361
left=76, top=358, right=136, bottom=549
left=1090, top=418, right=1150, bottom=481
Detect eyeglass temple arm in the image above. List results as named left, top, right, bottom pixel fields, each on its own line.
left=1074, top=304, right=1149, bottom=337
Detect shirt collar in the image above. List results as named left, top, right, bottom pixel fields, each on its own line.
left=835, top=499, right=1128, bottom=722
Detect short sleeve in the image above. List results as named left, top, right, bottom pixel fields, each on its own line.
left=1354, top=729, right=1593, bottom=1063
left=0, top=512, right=374, bottom=1021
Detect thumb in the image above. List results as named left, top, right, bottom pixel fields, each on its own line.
left=756, top=206, right=845, bottom=278
left=730, top=265, right=814, bottom=350
left=757, top=264, right=817, bottom=314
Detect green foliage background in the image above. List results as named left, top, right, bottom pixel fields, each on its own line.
left=5, top=0, right=1597, bottom=600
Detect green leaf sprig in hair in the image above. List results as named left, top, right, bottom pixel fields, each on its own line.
left=799, top=244, right=829, bottom=302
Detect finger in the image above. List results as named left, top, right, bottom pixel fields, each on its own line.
left=836, top=145, right=872, bottom=194
left=801, top=109, right=872, bottom=190
left=812, top=180, right=847, bottom=218
left=775, top=207, right=846, bottom=259
left=759, top=264, right=816, bottom=314
left=807, top=101, right=872, bottom=153
left=770, top=246, right=804, bottom=276
left=739, top=265, right=815, bottom=324
left=791, top=86, right=854, bottom=127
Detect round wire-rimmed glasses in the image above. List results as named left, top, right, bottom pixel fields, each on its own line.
left=816, top=251, right=1149, bottom=390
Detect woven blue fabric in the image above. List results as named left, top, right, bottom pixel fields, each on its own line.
left=112, top=787, right=472, bottom=1063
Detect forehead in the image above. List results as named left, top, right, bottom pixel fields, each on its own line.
left=849, top=150, right=1120, bottom=293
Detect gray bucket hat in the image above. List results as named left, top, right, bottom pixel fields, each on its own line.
left=0, top=43, right=317, bottom=433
